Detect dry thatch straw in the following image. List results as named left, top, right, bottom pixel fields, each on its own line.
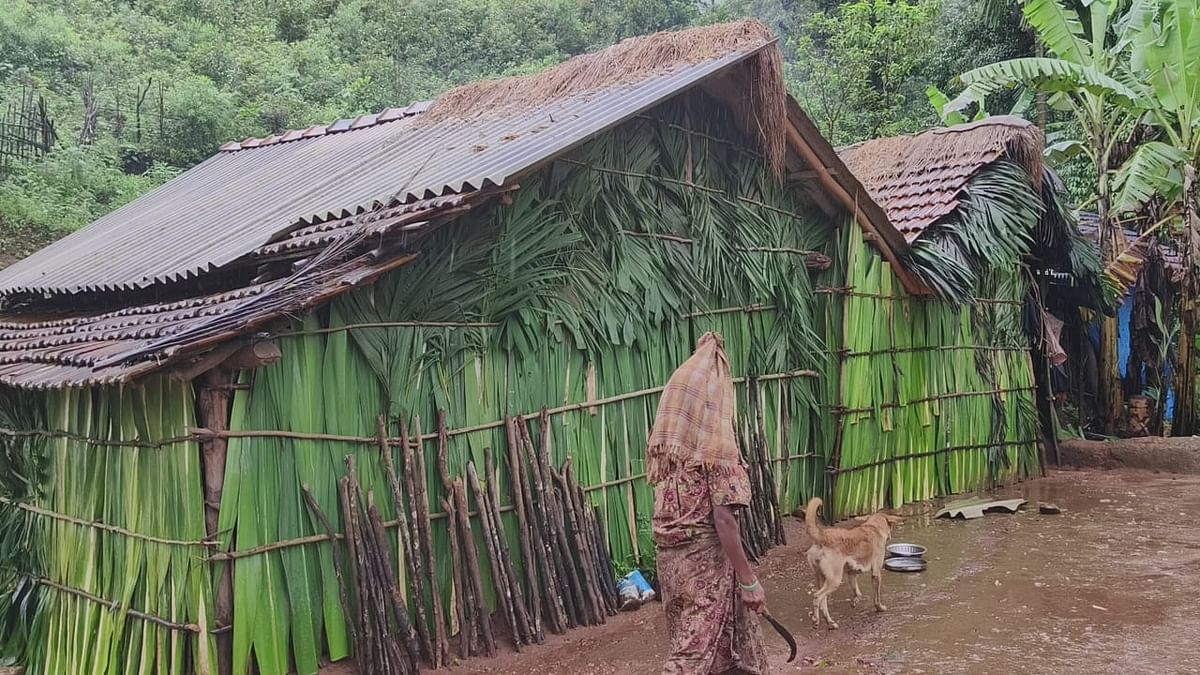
left=839, top=115, right=1045, bottom=237
left=421, top=20, right=788, bottom=174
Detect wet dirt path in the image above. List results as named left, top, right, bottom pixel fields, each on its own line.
left=422, top=470, right=1200, bottom=674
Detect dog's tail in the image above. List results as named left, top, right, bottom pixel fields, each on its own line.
left=804, top=497, right=828, bottom=545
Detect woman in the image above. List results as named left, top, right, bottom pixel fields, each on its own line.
left=649, top=332, right=769, bottom=675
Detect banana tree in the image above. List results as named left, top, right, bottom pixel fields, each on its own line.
left=1114, top=0, right=1200, bottom=434
left=945, top=0, right=1146, bottom=434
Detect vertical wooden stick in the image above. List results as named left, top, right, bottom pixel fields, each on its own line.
left=452, top=478, right=495, bottom=656
left=468, top=460, right=521, bottom=651
left=505, top=417, right=543, bottom=642
left=378, top=415, right=434, bottom=666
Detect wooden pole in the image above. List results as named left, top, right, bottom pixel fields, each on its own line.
left=196, top=368, right=234, bottom=675
left=504, top=417, right=542, bottom=642
left=407, top=416, right=445, bottom=665
left=452, top=478, right=495, bottom=656
left=485, top=444, right=534, bottom=643
left=441, top=496, right=471, bottom=660
left=467, top=460, right=520, bottom=650
left=378, top=415, right=434, bottom=666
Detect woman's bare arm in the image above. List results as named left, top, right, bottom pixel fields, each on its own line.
left=714, top=504, right=767, bottom=613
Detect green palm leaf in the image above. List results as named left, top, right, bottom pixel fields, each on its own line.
left=948, top=57, right=1142, bottom=115
left=1113, top=140, right=1188, bottom=210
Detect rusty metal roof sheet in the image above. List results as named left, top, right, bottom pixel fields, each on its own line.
left=838, top=116, right=1043, bottom=240
left=0, top=50, right=755, bottom=298
left=0, top=250, right=415, bottom=389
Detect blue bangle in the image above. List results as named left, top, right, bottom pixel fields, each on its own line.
left=739, top=579, right=761, bottom=592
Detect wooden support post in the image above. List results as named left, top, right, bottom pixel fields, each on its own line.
left=196, top=368, right=234, bottom=675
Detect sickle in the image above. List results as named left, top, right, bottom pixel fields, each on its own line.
left=763, top=613, right=797, bottom=663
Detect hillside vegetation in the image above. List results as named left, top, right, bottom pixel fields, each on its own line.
left=0, top=0, right=1027, bottom=265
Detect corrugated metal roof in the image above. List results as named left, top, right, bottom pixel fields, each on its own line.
left=0, top=250, right=416, bottom=389
left=0, top=50, right=755, bottom=298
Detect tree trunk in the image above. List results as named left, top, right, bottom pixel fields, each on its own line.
left=1097, top=173, right=1125, bottom=435
left=1173, top=165, right=1200, bottom=435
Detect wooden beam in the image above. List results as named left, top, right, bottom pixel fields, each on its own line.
left=197, top=368, right=235, bottom=675
left=782, top=112, right=929, bottom=295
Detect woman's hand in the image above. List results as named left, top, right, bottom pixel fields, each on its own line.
left=738, top=578, right=768, bottom=615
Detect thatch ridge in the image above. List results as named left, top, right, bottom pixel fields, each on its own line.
left=421, top=20, right=788, bottom=174
left=839, top=116, right=1046, bottom=238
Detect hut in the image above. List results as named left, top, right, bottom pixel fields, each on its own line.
left=1073, top=212, right=1182, bottom=433
left=834, top=116, right=1107, bottom=515
left=0, top=24, right=1100, bottom=675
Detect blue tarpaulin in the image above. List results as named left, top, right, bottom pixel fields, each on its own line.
left=1088, top=293, right=1175, bottom=420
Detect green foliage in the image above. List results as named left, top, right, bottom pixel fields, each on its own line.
left=787, top=0, right=942, bottom=144
left=0, top=387, right=48, bottom=666
left=0, top=145, right=178, bottom=234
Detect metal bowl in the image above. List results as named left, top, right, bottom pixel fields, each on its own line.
left=884, top=557, right=927, bottom=573
left=887, top=543, right=927, bottom=558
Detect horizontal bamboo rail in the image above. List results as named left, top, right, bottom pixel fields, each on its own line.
left=830, top=439, right=1039, bottom=476
left=814, top=286, right=1024, bottom=306
left=0, top=497, right=217, bottom=548
left=557, top=158, right=813, bottom=223
left=839, top=345, right=1031, bottom=358
left=617, top=231, right=831, bottom=266
left=22, top=574, right=208, bottom=634
left=3, top=369, right=821, bottom=554
left=274, top=303, right=784, bottom=338
left=832, top=386, right=1036, bottom=416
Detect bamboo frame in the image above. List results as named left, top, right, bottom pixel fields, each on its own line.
left=830, top=439, right=1040, bottom=476
left=832, top=386, right=1036, bottom=415
left=815, top=286, right=1024, bottom=306
left=27, top=575, right=204, bottom=633
left=617, top=230, right=831, bottom=266
left=0, top=497, right=217, bottom=547
left=4, top=368, right=819, bottom=449
left=557, top=157, right=816, bottom=222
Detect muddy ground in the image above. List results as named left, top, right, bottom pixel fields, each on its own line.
left=406, top=469, right=1200, bottom=675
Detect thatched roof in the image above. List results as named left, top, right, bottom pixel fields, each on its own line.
left=839, top=116, right=1044, bottom=240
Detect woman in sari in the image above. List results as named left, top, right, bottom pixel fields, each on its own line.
left=649, top=332, right=769, bottom=675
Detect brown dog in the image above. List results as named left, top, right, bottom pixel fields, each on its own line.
left=803, top=497, right=902, bottom=629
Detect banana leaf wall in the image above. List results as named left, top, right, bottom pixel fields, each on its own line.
left=0, top=378, right=215, bottom=675
left=214, top=90, right=837, bottom=674
left=829, top=222, right=1042, bottom=517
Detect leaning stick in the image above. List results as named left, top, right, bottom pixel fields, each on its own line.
left=519, top=420, right=572, bottom=630
left=408, top=413, right=446, bottom=658
left=485, top=444, right=534, bottom=644
left=557, top=461, right=602, bottom=625
left=301, top=484, right=360, bottom=662
left=453, top=478, right=495, bottom=656
left=468, top=460, right=521, bottom=651
left=377, top=416, right=433, bottom=666
left=442, top=496, right=471, bottom=660
left=505, top=417, right=543, bottom=642
left=536, top=410, right=587, bottom=626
